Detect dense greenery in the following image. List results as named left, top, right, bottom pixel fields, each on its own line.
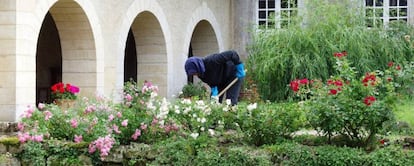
left=9, top=82, right=414, bottom=165
left=247, top=0, right=414, bottom=101
left=7, top=1, right=414, bottom=165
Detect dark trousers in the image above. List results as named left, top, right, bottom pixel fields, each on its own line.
left=219, top=78, right=243, bottom=105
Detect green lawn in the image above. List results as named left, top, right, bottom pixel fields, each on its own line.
left=395, top=99, right=414, bottom=127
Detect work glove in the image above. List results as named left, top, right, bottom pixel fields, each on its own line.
left=236, top=63, right=246, bottom=78
left=211, top=86, right=218, bottom=97
left=211, top=86, right=219, bottom=103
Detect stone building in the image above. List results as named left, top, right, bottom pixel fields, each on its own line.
left=0, top=0, right=413, bottom=121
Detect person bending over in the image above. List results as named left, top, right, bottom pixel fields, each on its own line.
left=184, top=50, right=245, bottom=105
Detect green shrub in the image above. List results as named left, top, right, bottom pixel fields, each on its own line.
left=149, top=139, right=195, bottom=165
left=194, top=146, right=271, bottom=166
left=179, top=81, right=208, bottom=99
left=265, top=141, right=315, bottom=166
left=149, top=136, right=218, bottom=165
left=314, top=145, right=366, bottom=166
left=238, top=102, right=306, bottom=146
left=367, top=145, right=414, bottom=166
left=293, top=134, right=328, bottom=146
left=19, top=142, right=47, bottom=166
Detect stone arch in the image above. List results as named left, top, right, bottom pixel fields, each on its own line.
left=182, top=5, right=222, bottom=84
left=15, top=0, right=103, bottom=120
left=183, top=4, right=223, bottom=58
left=189, top=20, right=220, bottom=57
left=119, top=1, right=172, bottom=97
left=130, top=11, right=168, bottom=97
left=47, top=0, right=98, bottom=97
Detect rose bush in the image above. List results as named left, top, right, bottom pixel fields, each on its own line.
left=291, top=51, right=402, bottom=147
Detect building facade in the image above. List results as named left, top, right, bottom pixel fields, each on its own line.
left=0, top=0, right=258, bottom=121
left=0, top=0, right=413, bottom=121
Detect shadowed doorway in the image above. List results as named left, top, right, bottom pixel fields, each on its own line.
left=124, top=29, right=137, bottom=83
left=36, top=12, right=62, bottom=104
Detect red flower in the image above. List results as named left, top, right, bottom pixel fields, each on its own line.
left=66, top=84, right=72, bottom=92
left=329, top=89, right=338, bottom=95
left=51, top=84, right=58, bottom=92
left=396, top=65, right=401, bottom=70
left=379, top=139, right=385, bottom=145
left=299, top=78, right=309, bottom=85
left=59, top=87, right=65, bottom=93
left=327, top=79, right=334, bottom=85
left=388, top=61, right=394, bottom=67
left=363, top=96, right=376, bottom=106
left=334, top=80, right=343, bottom=87
left=334, top=52, right=346, bottom=58
left=290, top=80, right=300, bottom=92
left=362, top=73, right=376, bottom=86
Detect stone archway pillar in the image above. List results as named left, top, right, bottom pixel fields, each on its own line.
left=0, top=0, right=18, bottom=121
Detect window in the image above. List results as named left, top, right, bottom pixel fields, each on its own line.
left=365, top=0, right=408, bottom=27
left=258, top=0, right=299, bottom=28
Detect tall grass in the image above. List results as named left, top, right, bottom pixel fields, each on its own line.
left=247, top=0, right=414, bottom=101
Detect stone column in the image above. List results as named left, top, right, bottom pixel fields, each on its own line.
left=0, top=0, right=17, bottom=121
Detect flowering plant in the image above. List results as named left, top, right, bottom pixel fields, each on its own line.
left=290, top=51, right=400, bottom=147
left=51, top=82, right=80, bottom=100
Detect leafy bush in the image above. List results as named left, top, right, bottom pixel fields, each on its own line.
left=391, top=61, right=414, bottom=98
left=265, top=141, right=315, bottom=166
left=238, top=102, right=306, bottom=146
left=149, top=137, right=197, bottom=165
left=314, top=145, right=366, bottom=166
left=45, top=140, right=86, bottom=165
left=367, top=145, right=414, bottom=166
left=265, top=141, right=414, bottom=166
left=292, top=52, right=400, bottom=147
left=19, top=142, right=47, bottom=166
left=150, top=136, right=271, bottom=166
left=247, top=0, right=414, bottom=101
left=179, top=82, right=208, bottom=99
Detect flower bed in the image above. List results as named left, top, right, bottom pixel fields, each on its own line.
left=6, top=55, right=414, bottom=164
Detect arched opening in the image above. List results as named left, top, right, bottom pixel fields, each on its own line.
left=130, top=11, right=168, bottom=96
left=124, top=29, right=137, bottom=83
left=42, top=0, right=97, bottom=98
left=36, top=12, right=62, bottom=104
left=188, top=20, right=219, bottom=83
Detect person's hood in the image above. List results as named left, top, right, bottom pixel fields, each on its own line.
left=185, top=57, right=205, bottom=76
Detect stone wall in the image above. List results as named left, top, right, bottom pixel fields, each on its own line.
left=1, top=0, right=240, bottom=122
left=0, top=0, right=17, bottom=121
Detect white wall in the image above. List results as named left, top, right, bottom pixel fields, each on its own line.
left=2, top=0, right=234, bottom=121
